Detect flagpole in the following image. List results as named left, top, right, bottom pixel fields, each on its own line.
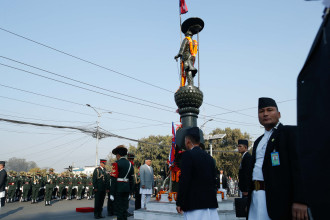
left=179, top=14, right=182, bottom=44
left=197, top=32, right=200, bottom=88
left=179, top=10, right=182, bottom=87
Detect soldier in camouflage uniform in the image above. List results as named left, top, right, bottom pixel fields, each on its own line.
left=22, top=172, right=32, bottom=202
left=44, top=168, right=56, bottom=206
left=31, top=171, right=42, bottom=204
left=7, top=171, right=18, bottom=203
left=110, top=145, right=134, bottom=220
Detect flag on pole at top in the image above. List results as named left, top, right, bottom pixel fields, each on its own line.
left=180, top=0, right=188, bottom=14
left=169, top=122, right=176, bottom=167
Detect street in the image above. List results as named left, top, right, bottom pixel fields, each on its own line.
left=0, top=198, right=135, bottom=220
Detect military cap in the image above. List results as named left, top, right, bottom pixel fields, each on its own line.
left=100, top=159, right=107, bottom=164
left=238, top=139, right=249, bottom=147
left=0, top=161, right=5, bottom=165
left=112, top=145, right=128, bottom=156
left=258, top=97, right=278, bottom=110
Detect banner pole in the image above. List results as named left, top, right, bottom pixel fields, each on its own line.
left=197, top=32, right=200, bottom=88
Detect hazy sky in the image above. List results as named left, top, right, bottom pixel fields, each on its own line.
left=0, top=0, right=324, bottom=172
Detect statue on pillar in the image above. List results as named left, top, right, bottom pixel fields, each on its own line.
left=174, top=17, right=204, bottom=87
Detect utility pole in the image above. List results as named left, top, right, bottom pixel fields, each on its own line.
left=86, top=104, right=111, bottom=167
left=204, top=134, right=226, bottom=156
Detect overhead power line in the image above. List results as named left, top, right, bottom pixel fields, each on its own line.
left=0, top=56, right=174, bottom=110
left=0, top=84, right=259, bottom=127
left=0, top=117, right=169, bottom=148
left=0, top=85, right=171, bottom=124
left=0, top=27, right=173, bottom=93
left=0, top=63, right=176, bottom=113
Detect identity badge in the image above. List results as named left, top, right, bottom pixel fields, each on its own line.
left=271, top=152, right=280, bottom=166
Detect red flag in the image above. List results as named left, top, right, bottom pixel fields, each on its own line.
left=180, top=0, right=188, bottom=14
left=169, top=122, right=176, bottom=167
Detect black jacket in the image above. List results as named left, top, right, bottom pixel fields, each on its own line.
left=0, top=169, right=7, bottom=192
left=297, top=9, right=330, bottom=220
left=238, top=152, right=252, bottom=193
left=247, top=124, right=305, bottom=220
left=176, top=147, right=218, bottom=211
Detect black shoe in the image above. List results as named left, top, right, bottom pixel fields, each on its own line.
left=99, top=215, right=105, bottom=218
left=94, top=216, right=101, bottom=219
left=127, top=212, right=133, bottom=217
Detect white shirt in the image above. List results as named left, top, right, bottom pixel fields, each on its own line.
left=252, top=129, right=274, bottom=181
left=242, top=151, right=248, bottom=159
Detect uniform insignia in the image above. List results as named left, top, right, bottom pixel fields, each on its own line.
left=272, top=138, right=275, bottom=142
left=110, top=162, right=119, bottom=178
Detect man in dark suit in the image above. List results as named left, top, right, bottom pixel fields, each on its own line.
left=297, top=7, right=330, bottom=220
left=93, top=159, right=109, bottom=219
left=218, top=169, right=228, bottom=190
left=247, top=97, right=307, bottom=220
left=0, top=161, right=7, bottom=208
left=237, top=139, right=252, bottom=198
left=176, top=127, right=218, bottom=219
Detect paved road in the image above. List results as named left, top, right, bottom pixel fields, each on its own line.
left=0, top=198, right=135, bottom=220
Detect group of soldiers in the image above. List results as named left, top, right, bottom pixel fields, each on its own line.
left=5, top=168, right=94, bottom=206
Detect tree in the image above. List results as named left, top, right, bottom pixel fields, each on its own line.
left=129, top=135, right=171, bottom=175
left=205, top=127, right=251, bottom=179
left=6, top=157, right=38, bottom=172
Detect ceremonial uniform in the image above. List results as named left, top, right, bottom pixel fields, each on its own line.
left=22, top=173, right=32, bottom=202
left=44, top=169, right=56, bottom=205
left=57, top=175, right=66, bottom=199
left=107, top=172, right=116, bottom=216
left=66, top=174, right=74, bottom=200
left=86, top=175, right=93, bottom=200
left=111, top=145, right=134, bottom=220
left=76, top=174, right=84, bottom=200
left=0, top=161, right=7, bottom=208
left=93, top=159, right=109, bottom=219
left=7, top=172, right=18, bottom=202
left=134, top=170, right=141, bottom=210
left=18, top=172, right=26, bottom=201
left=31, top=172, right=42, bottom=203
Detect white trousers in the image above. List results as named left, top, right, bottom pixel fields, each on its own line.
left=184, top=208, right=219, bottom=220
left=248, top=190, right=271, bottom=220
left=141, top=193, right=151, bottom=209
